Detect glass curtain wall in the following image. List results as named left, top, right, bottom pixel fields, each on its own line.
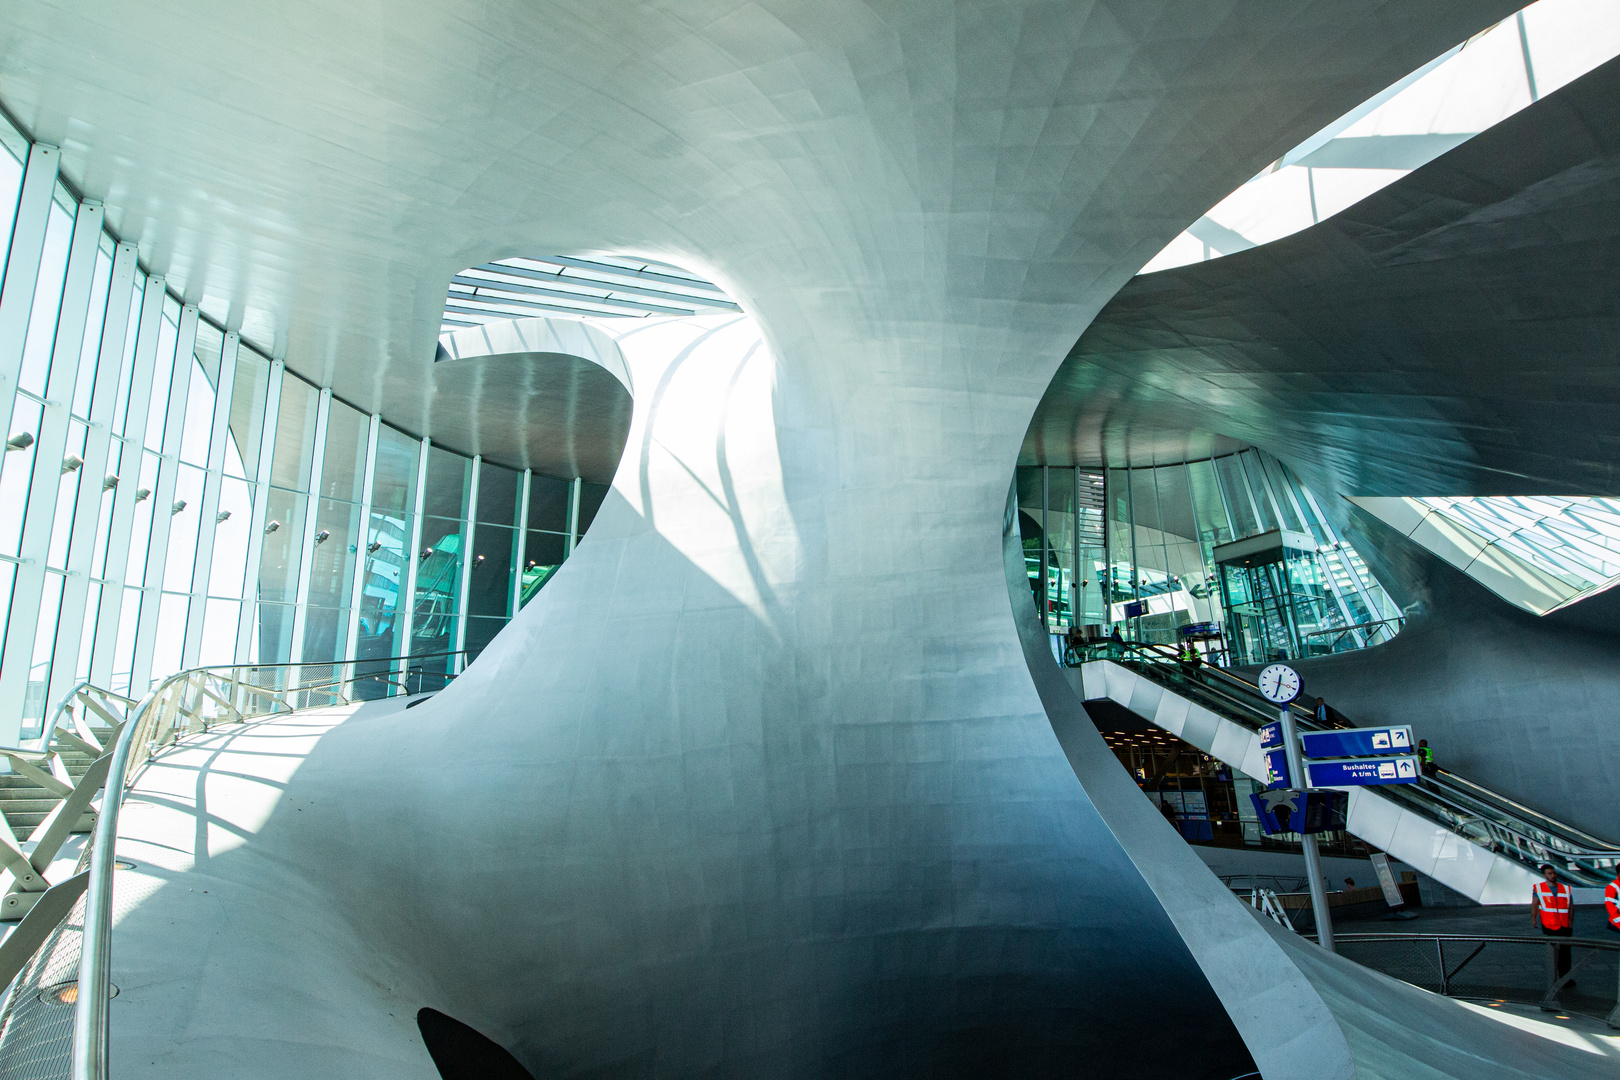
left=1017, top=448, right=1401, bottom=664
left=0, top=113, right=604, bottom=740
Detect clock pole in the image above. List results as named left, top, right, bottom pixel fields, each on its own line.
left=1280, top=703, right=1335, bottom=952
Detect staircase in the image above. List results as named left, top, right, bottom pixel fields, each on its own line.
left=0, top=740, right=102, bottom=836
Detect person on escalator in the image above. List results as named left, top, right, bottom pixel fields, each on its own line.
left=1606, top=869, right=1620, bottom=935
left=1418, top=739, right=1438, bottom=778
left=1534, top=863, right=1576, bottom=986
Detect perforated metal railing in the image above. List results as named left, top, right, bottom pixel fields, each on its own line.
left=0, top=651, right=463, bottom=1080
left=1075, top=640, right=1620, bottom=887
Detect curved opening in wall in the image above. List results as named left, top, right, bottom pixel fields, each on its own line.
left=417, top=1008, right=536, bottom=1080
left=439, top=254, right=740, bottom=333
left=1140, top=0, right=1620, bottom=274
left=1017, top=447, right=1402, bottom=666
left=1347, top=496, right=1620, bottom=615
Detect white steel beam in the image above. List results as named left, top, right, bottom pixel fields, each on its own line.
left=454, top=455, right=479, bottom=668
left=512, top=468, right=530, bottom=615
left=394, top=436, right=429, bottom=694
left=342, top=413, right=380, bottom=677
left=0, top=143, right=61, bottom=435
left=566, top=475, right=581, bottom=556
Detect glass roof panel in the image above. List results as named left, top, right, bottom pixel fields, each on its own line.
left=439, top=255, right=740, bottom=335
left=1141, top=0, right=1620, bottom=274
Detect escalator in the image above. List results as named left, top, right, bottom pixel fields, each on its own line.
left=1072, top=641, right=1620, bottom=898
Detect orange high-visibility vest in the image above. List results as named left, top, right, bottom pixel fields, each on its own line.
left=1534, top=880, right=1573, bottom=931
left=1606, top=877, right=1620, bottom=931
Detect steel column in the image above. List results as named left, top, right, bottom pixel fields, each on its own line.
left=394, top=437, right=429, bottom=694
left=566, top=475, right=582, bottom=556
left=454, top=455, right=480, bottom=668
left=342, top=413, right=380, bottom=678
left=512, top=468, right=530, bottom=615
left=286, top=387, right=331, bottom=670
left=0, top=143, right=61, bottom=433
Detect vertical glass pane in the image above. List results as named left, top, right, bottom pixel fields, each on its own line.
left=150, top=592, right=188, bottom=684
left=76, top=581, right=100, bottom=682
left=0, top=397, right=43, bottom=556
left=270, top=377, right=319, bottom=491
left=357, top=508, right=409, bottom=662
left=124, top=452, right=160, bottom=585
left=258, top=489, right=308, bottom=604
left=1187, top=459, right=1231, bottom=545
left=0, top=564, right=13, bottom=664
left=527, top=474, right=570, bottom=533
left=464, top=616, right=506, bottom=661
left=142, top=300, right=180, bottom=451
left=162, top=464, right=206, bottom=592
left=91, top=442, right=127, bottom=577
left=317, top=400, right=368, bottom=503
left=255, top=602, right=297, bottom=667
left=520, top=530, right=566, bottom=608
left=110, top=275, right=145, bottom=437
left=23, top=573, right=64, bottom=729
left=178, top=327, right=221, bottom=466
left=422, top=447, right=470, bottom=520
left=1214, top=454, right=1259, bottom=538
left=306, top=497, right=360, bottom=609
left=477, top=463, right=519, bottom=525
left=208, top=477, right=255, bottom=598
left=468, top=524, right=515, bottom=619
left=226, top=349, right=270, bottom=480
left=70, top=242, right=114, bottom=418
left=198, top=599, right=240, bottom=668
left=300, top=606, right=347, bottom=667
left=16, top=202, right=72, bottom=396
left=47, top=421, right=88, bottom=569
left=371, top=426, right=419, bottom=513
left=110, top=588, right=141, bottom=695
left=412, top=516, right=464, bottom=656
left=577, top=482, right=609, bottom=535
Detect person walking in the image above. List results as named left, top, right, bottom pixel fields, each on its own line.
left=1417, top=739, right=1438, bottom=778
left=1314, top=697, right=1329, bottom=726
left=1534, top=863, right=1575, bottom=988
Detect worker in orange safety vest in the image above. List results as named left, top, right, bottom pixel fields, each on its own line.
left=1606, top=870, right=1620, bottom=933
left=1534, top=863, right=1575, bottom=984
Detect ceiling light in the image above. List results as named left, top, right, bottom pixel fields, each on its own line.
left=60, top=455, right=83, bottom=474
left=101, top=474, right=119, bottom=491
left=264, top=520, right=280, bottom=534
left=216, top=510, right=231, bottom=523
left=171, top=500, right=187, bottom=515
left=135, top=488, right=150, bottom=502
left=314, top=530, right=330, bottom=545
left=6, top=432, right=34, bottom=452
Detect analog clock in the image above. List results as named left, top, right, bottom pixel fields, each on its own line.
left=1257, top=663, right=1302, bottom=705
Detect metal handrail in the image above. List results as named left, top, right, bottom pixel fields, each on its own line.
left=65, top=649, right=467, bottom=1080
left=1079, top=641, right=1620, bottom=880
left=1302, top=616, right=1406, bottom=640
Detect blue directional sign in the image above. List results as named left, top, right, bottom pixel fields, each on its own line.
left=1305, top=755, right=1420, bottom=787
left=1301, top=725, right=1414, bottom=760
left=1259, top=721, right=1282, bottom=750
left=1263, top=748, right=1291, bottom=789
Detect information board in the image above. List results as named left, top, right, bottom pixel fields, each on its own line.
left=1259, top=721, right=1282, bottom=750
left=1263, top=748, right=1290, bottom=789
left=1305, top=755, right=1420, bottom=787
left=1301, top=725, right=1414, bottom=760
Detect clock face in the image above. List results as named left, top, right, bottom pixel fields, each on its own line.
left=1258, top=663, right=1302, bottom=705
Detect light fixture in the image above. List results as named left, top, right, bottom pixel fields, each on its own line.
left=5, top=432, right=33, bottom=452
left=264, top=520, right=281, bottom=534
left=216, top=511, right=231, bottom=523
left=171, top=500, right=187, bottom=515
left=474, top=554, right=485, bottom=564
left=60, top=455, right=83, bottom=474
left=135, top=488, right=151, bottom=502
left=314, top=529, right=330, bottom=545
left=102, top=474, right=119, bottom=491
left=366, top=541, right=382, bottom=554
left=114, top=859, right=137, bottom=870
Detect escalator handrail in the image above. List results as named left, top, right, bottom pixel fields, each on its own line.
left=1087, top=642, right=1620, bottom=863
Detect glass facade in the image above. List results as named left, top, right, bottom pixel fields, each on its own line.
left=1019, top=448, right=1402, bottom=664
left=0, top=115, right=602, bottom=740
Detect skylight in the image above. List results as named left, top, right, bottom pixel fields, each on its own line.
left=1141, top=0, right=1620, bottom=274
left=1347, top=496, right=1620, bottom=615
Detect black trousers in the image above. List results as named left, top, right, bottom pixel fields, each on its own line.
left=1543, top=925, right=1573, bottom=980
